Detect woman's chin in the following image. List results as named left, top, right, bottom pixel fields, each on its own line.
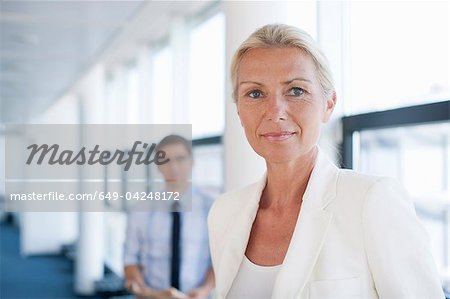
left=258, top=151, right=300, bottom=164
left=256, top=146, right=316, bottom=164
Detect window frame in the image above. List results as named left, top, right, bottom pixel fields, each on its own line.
left=340, top=100, right=450, bottom=169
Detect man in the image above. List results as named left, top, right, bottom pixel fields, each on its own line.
left=124, top=135, right=215, bottom=299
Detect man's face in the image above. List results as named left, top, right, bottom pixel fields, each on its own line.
left=157, top=143, right=193, bottom=182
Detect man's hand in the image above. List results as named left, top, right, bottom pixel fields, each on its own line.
left=124, top=265, right=152, bottom=298
left=186, top=267, right=214, bottom=299
left=186, top=286, right=210, bottom=299
left=139, top=287, right=188, bottom=299
left=125, top=278, right=152, bottom=299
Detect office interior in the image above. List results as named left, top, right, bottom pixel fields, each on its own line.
left=0, top=1, right=449, bottom=298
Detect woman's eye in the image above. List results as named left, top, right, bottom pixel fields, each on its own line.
left=289, top=87, right=305, bottom=97
left=248, top=90, right=263, bottom=99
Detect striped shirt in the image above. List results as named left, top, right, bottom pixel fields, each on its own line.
left=123, top=186, right=214, bottom=293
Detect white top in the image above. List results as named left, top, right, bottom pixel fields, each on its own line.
left=226, top=255, right=282, bottom=299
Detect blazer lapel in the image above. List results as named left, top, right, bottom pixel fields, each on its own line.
left=215, top=173, right=267, bottom=299
left=215, top=148, right=339, bottom=299
left=272, top=149, right=339, bottom=298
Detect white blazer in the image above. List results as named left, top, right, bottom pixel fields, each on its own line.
left=207, top=149, right=444, bottom=299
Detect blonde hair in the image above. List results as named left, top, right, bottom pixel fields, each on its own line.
left=230, top=23, right=335, bottom=102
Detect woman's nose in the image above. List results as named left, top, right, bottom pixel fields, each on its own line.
left=265, top=94, right=287, bottom=121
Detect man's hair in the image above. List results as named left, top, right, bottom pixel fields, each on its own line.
left=155, top=134, right=192, bottom=156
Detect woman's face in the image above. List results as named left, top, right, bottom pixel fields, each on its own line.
left=236, top=47, right=336, bottom=163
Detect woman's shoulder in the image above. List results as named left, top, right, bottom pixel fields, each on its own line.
left=207, top=180, right=262, bottom=228
left=334, top=168, right=409, bottom=207
left=336, top=167, right=394, bottom=191
left=329, top=167, right=410, bottom=211
left=212, top=180, right=260, bottom=210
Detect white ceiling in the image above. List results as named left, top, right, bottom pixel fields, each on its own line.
left=1, top=0, right=215, bottom=123
left=0, top=0, right=148, bottom=123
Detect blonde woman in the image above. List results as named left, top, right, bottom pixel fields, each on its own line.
left=207, top=24, right=444, bottom=299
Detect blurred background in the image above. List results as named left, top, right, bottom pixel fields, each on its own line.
left=0, top=0, right=449, bottom=298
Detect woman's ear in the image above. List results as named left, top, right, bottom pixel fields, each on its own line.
left=322, top=91, right=337, bottom=123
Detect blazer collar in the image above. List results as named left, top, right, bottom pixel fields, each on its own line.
left=216, top=147, right=339, bottom=299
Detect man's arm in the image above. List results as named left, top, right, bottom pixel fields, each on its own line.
left=186, top=267, right=215, bottom=298
left=124, top=264, right=148, bottom=294
left=201, top=267, right=215, bottom=291
left=123, top=213, right=150, bottom=295
left=123, top=213, right=187, bottom=299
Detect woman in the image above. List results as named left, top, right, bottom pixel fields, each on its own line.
left=207, top=24, right=444, bottom=299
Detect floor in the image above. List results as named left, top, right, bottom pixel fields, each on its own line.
left=0, top=220, right=81, bottom=299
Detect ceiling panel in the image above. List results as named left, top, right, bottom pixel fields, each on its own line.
left=0, top=0, right=145, bottom=123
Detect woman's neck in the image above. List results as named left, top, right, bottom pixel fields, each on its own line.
left=261, top=146, right=318, bottom=210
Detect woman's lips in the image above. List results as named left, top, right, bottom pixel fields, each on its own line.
left=261, top=131, right=296, bottom=142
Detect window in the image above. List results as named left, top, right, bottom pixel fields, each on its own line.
left=192, top=141, right=223, bottom=195
left=188, top=12, right=225, bottom=138
left=151, top=46, right=173, bottom=124
left=105, top=67, right=127, bottom=123
left=342, top=101, right=450, bottom=288
left=346, top=1, right=449, bottom=114
left=125, top=62, right=140, bottom=123
left=356, top=122, right=450, bottom=277
left=285, top=1, right=317, bottom=39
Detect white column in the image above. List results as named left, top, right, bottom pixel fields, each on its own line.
left=74, top=129, right=105, bottom=295
left=223, top=2, right=306, bottom=191
left=75, top=211, right=104, bottom=295
left=74, top=65, right=106, bottom=295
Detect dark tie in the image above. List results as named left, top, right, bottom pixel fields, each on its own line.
left=171, top=202, right=181, bottom=289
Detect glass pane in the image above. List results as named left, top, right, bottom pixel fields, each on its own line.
left=192, top=144, right=223, bottom=196
left=105, top=69, right=127, bottom=123
left=188, top=13, right=225, bottom=138
left=347, top=1, right=450, bottom=114
left=126, top=63, right=140, bottom=123
left=354, top=122, right=450, bottom=281
left=286, top=1, right=317, bottom=38
left=151, top=46, right=173, bottom=124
